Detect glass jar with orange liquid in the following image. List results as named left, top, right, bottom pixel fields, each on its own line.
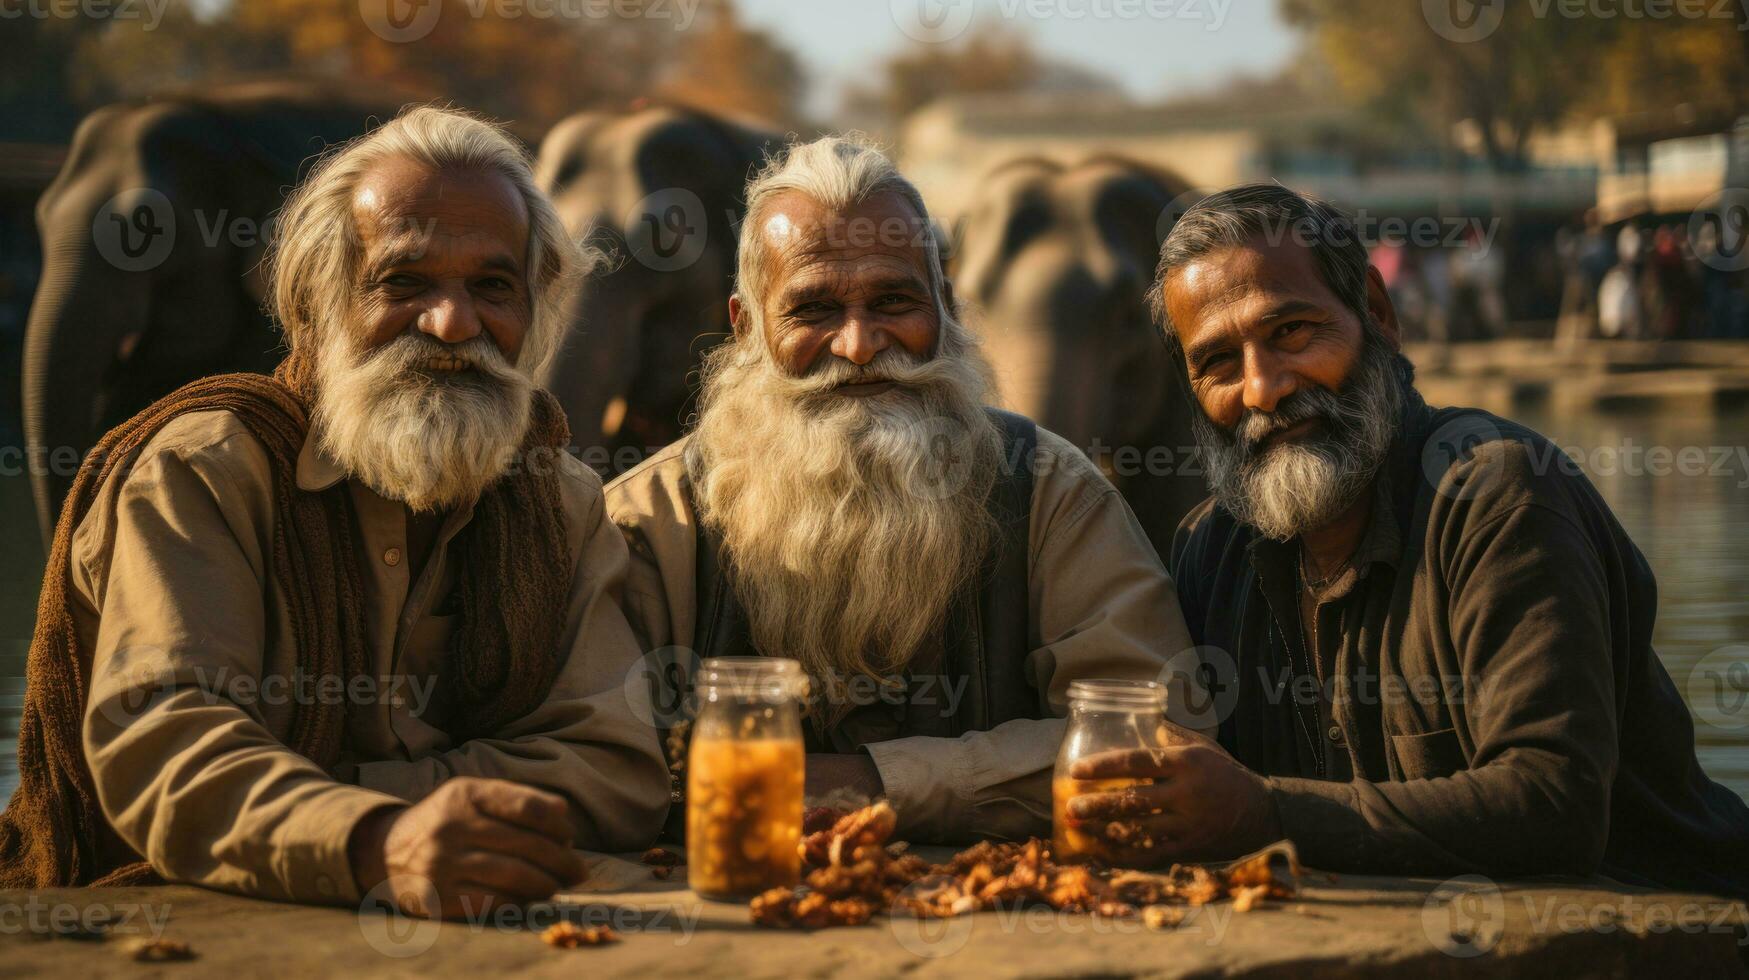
left=1052, top=678, right=1174, bottom=866
left=686, top=657, right=808, bottom=900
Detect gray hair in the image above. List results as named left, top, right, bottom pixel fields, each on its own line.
left=734, top=135, right=951, bottom=338
left=1147, top=183, right=1371, bottom=358
left=267, top=105, right=591, bottom=375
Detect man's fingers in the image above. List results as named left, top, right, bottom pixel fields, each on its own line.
left=464, top=821, right=586, bottom=886
left=1067, top=746, right=1181, bottom=781
left=450, top=852, right=564, bottom=902
left=468, top=781, right=575, bottom=844
left=1066, top=783, right=1176, bottom=822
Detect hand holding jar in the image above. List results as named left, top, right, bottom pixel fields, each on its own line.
left=1054, top=679, right=1279, bottom=868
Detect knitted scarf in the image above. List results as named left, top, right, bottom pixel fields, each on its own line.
left=0, top=354, right=574, bottom=888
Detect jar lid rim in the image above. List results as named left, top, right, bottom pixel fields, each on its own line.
left=1068, top=678, right=1166, bottom=707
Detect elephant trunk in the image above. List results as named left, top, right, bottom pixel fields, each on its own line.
left=22, top=230, right=148, bottom=547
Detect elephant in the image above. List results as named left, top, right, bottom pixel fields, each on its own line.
left=533, top=105, right=777, bottom=471
left=948, top=155, right=1208, bottom=558
left=22, top=80, right=396, bottom=543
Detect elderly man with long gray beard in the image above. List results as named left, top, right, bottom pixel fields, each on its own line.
left=608, top=136, right=1203, bottom=844
left=1061, top=183, right=1749, bottom=898
left=0, top=107, right=670, bottom=917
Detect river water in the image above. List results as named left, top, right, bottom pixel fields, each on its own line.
left=2, top=400, right=1747, bottom=805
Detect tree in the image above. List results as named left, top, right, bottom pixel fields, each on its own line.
left=848, top=24, right=1046, bottom=124
left=1282, top=1, right=1749, bottom=170
left=656, top=0, right=806, bottom=127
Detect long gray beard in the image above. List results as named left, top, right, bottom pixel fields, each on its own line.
left=686, top=322, right=1002, bottom=707
left=1193, top=327, right=1407, bottom=541
left=313, top=330, right=533, bottom=512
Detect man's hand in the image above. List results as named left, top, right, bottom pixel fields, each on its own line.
left=804, top=753, right=884, bottom=804
left=1063, top=743, right=1281, bottom=867
left=347, top=777, right=586, bottom=919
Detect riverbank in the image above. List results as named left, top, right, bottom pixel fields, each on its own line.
left=1408, top=339, right=1749, bottom=416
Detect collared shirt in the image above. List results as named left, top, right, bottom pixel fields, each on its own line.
left=606, top=424, right=1202, bottom=844
left=1172, top=391, right=1749, bottom=898
left=69, top=410, right=671, bottom=905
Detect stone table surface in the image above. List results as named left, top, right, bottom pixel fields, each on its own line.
left=4, top=849, right=1747, bottom=978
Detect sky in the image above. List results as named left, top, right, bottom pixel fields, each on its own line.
left=733, top=0, right=1302, bottom=115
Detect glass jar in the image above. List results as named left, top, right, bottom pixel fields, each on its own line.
left=1052, top=678, right=1175, bottom=865
left=686, top=657, right=808, bottom=900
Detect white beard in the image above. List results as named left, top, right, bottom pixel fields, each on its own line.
left=686, top=319, right=1002, bottom=706
left=313, top=328, right=534, bottom=512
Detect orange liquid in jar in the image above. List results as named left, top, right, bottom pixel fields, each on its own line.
left=686, top=736, right=805, bottom=899
left=1052, top=775, right=1155, bottom=866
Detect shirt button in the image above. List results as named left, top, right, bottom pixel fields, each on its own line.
left=383, top=548, right=402, bottom=567
left=1326, top=725, right=1345, bottom=744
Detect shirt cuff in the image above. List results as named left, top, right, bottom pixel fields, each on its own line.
left=271, top=784, right=408, bottom=906
left=1265, top=775, right=1372, bottom=871
left=863, top=736, right=970, bottom=843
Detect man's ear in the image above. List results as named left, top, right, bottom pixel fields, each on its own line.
left=1364, top=265, right=1401, bottom=349
left=728, top=294, right=748, bottom=341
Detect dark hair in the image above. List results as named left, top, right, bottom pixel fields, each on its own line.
left=1147, top=183, right=1372, bottom=357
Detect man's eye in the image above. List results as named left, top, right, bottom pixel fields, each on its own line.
left=1198, top=351, right=1234, bottom=373
left=792, top=302, right=833, bottom=319
left=477, top=277, right=513, bottom=291
left=875, top=293, right=914, bottom=308
left=1276, top=320, right=1310, bottom=338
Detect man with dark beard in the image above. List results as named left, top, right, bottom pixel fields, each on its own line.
left=1063, top=183, right=1749, bottom=898
left=0, top=108, right=671, bottom=917
left=607, top=136, right=1202, bottom=843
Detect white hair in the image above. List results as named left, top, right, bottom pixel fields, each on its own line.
left=267, top=104, right=593, bottom=377
left=734, top=134, right=951, bottom=341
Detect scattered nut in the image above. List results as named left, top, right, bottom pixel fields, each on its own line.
left=129, top=938, right=195, bottom=962
left=540, top=922, right=620, bottom=948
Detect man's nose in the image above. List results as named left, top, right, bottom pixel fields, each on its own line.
left=1242, top=345, right=1296, bottom=415
left=416, top=290, right=483, bottom=345
left=829, top=312, right=892, bottom=366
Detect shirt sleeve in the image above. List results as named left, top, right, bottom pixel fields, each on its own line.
left=867, top=437, right=1198, bottom=843
left=1265, top=501, right=1618, bottom=877
left=350, top=465, right=673, bottom=853
left=80, top=430, right=405, bottom=906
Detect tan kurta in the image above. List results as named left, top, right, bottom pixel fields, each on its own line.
left=70, top=410, right=670, bottom=905
left=606, top=424, right=1201, bottom=843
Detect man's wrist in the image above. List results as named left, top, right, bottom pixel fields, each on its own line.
left=346, top=804, right=403, bottom=896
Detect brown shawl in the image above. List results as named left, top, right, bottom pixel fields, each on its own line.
left=0, top=355, right=575, bottom=888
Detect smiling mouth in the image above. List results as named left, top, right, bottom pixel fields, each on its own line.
left=423, top=354, right=471, bottom=373
left=1262, top=416, right=1322, bottom=448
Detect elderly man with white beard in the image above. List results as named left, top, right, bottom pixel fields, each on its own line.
left=0, top=107, right=671, bottom=917
left=1061, top=183, right=1749, bottom=898
left=607, top=136, right=1203, bottom=844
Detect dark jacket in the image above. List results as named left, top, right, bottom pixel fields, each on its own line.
left=1171, top=391, right=1749, bottom=898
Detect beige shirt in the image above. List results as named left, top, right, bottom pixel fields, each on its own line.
left=71, top=410, right=670, bottom=905
left=606, top=424, right=1200, bottom=843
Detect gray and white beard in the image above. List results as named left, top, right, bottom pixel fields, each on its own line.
left=686, top=319, right=1002, bottom=704
left=1193, top=327, right=1407, bottom=541
left=313, top=329, right=534, bottom=513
